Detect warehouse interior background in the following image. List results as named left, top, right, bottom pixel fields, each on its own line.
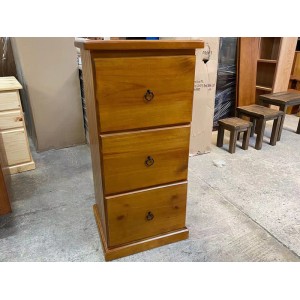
left=1, top=2, right=300, bottom=300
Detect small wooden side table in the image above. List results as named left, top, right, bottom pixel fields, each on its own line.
left=236, top=105, right=284, bottom=150
left=259, top=90, right=300, bottom=140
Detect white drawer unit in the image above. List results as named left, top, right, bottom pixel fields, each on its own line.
left=0, top=77, right=35, bottom=174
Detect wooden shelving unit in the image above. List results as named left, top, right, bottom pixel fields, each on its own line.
left=237, top=37, right=297, bottom=107
left=255, top=37, right=281, bottom=102
left=287, top=40, right=300, bottom=114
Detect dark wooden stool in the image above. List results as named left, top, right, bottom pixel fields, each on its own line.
left=259, top=90, right=300, bottom=141
left=236, top=104, right=284, bottom=150
left=217, top=117, right=252, bottom=154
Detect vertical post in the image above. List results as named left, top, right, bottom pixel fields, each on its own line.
left=271, top=115, right=282, bottom=145
left=217, top=126, right=224, bottom=148
left=255, top=119, right=266, bottom=150
left=277, top=105, right=287, bottom=141
left=242, top=127, right=251, bottom=150
left=229, top=130, right=238, bottom=154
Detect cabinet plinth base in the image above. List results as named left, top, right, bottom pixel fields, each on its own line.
left=4, top=161, right=35, bottom=175
left=93, top=204, right=189, bottom=261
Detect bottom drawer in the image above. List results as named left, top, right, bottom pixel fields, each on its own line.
left=0, top=129, right=31, bottom=166
left=107, top=182, right=187, bottom=247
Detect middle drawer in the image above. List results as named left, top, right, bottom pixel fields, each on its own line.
left=0, top=110, right=24, bottom=131
left=100, top=125, right=190, bottom=195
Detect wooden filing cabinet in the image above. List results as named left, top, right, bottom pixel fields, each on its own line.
left=75, top=39, right=204, bottom=261
left=0, top=77, right=35, bottom=174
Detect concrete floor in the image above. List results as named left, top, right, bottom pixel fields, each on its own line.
left=0, top=114, right=300, bottom=262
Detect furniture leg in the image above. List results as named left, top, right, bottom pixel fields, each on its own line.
left=270, top=115, right=282, bottom=146
left=217, top=126, right=224, bottom=147
left=297, top=118, right=300, bottom=134
left=277, top=105, right=287, bottom=141
left=242, top=128, right=251, bottom=150
left=236, top=112, right=242, bottom=140
left=250, top=118, right=256, bottom=137
left=255, top=119, right=259, bottom=134
left=229, top=130, right=238, bottom=154
left=237, top=132, right=241, bottom=140
left=255, top=119, right=266, bottom=150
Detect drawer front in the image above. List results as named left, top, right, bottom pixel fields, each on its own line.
left=0, top=129, right=30, bottom=166
left=94, top=55, right=195, bottom=132
left=101, top=125, right=190, bottom=195
left=0, top=111, right=24, bottom=130
left=0, top=91, right=21, bottom=111
left=107, top=182, right=187, bottom=247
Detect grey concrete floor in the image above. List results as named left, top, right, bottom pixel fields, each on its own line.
left=0, top=114, right=300, bottom=262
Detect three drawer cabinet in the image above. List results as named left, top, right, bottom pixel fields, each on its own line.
left=75, top=39, right=204, bottom=260
left=0, top=77, right=35, bottom=174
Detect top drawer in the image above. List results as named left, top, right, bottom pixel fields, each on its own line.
left=93, top=55, right=196, bottom=133
left=0, top=91, right=21, bottom=111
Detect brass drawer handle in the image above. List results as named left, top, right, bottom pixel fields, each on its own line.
left=144, top=89, right=154, bottom=102
left=146, top=211, right=154, bottom=221
left=145, top=156, right=154, bottom=167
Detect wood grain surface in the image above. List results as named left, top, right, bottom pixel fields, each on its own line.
left=94, top=55, right=195, bottom=132
left=81, top=49, right=107, bottom=239
left=94, top=204, right=189, bottom=261
left=292, top=52, right=300, bottom=77
left=0, top=76, right=22, bottom=91
left=236, top=38, right=259, bottom=106
left=218, top=117, right=252, bottom=130
left=259, top=37, right=281, bottom=60
left=100, top=125, right=190, bottom=195
left=273, top=38, right=298, bottom=93
left=78, top=40, right=198, bottom=260
left=237, top=104, right=284, bottom=119
left=0, top=91, right=21, bottom=111
left=4, top=161, right=35, bottom=175
left=259, top=90, right=300, bottom=104
left=0, top=129, right=31, bottom=166
left=256, top=62, right=276, bottom=89
left=75, top=39, right=204, bottom=51
left=0, top=111, right=24, bottom=130
left=106, top=182, right=187, bottom=247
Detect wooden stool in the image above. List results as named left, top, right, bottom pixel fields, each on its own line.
left=217, top=117, right=252, bottom=154
left=236, top=104, right=284, bottom=150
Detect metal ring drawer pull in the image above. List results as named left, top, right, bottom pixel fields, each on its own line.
left=146, top=211, right=154, bottom=221
left=144, top=89, right=154, bottom=102
left=145, top=156, right=154, bottom=167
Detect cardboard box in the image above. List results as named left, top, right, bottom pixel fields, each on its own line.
left=160, top=37, right=219, bottom=155
left=11, top=38, right=85, bottom=152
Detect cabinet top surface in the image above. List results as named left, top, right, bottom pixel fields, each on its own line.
left=0, top=76, right=22, bottom=91
left=74, top=39, right=205, bottom=51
